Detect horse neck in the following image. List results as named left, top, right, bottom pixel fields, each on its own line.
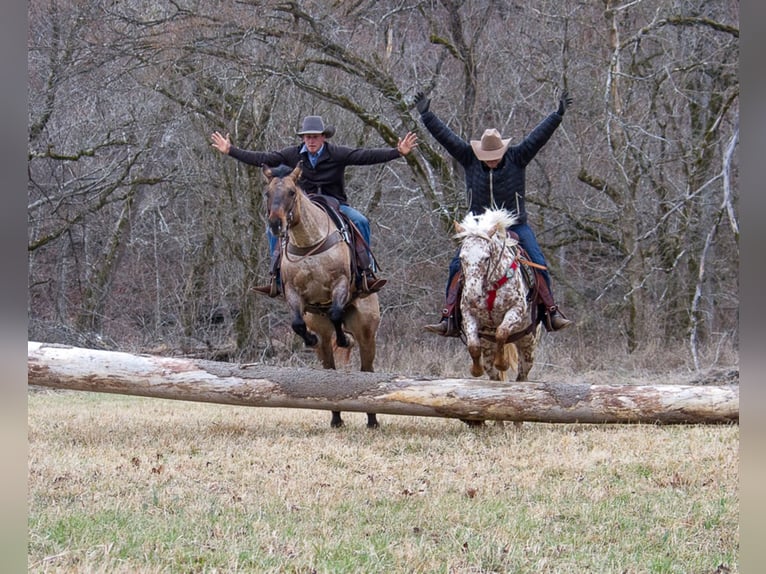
left=289, top=193, right=333, bottom=247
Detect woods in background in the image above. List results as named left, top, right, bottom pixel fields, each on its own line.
left=27, top=0, right=739, bottom=369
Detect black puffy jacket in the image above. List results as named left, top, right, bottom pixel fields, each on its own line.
left=420, top=109, right=562, bottom=224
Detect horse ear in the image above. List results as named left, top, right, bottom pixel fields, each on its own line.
left=262, top=166, right=273, bottom=181
left=291, top=165, right=302, bottom=181
left=454, top=221, right=464, bottom=234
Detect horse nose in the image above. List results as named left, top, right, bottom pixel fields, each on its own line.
left=268, top=218, right=283, bottom=236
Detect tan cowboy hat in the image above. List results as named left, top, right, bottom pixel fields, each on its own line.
left=296, top=115, right=336, bottom=138
left=470, top=128, right=511, bottom=161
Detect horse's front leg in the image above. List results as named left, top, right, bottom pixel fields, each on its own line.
left=285, top=291, right=317, bottom=347
left=462, top=312, right=483, bottom=378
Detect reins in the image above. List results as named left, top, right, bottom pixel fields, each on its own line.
left=280, top=192, right=345, bottom=264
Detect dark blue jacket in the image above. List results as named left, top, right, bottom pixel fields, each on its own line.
left=420, top=109, right=562, bottom=224
left=228, top=142, right=401, bottom=205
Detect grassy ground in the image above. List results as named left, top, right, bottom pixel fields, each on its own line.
left=28, top=388, right=738, bottom=573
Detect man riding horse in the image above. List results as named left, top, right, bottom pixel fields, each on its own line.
left=211, top=116, right=418, bottom=297
left=413, top=90, right=574, bottom=336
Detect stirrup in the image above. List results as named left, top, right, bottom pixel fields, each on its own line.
left=253, top=276, right=281, bottom=298
left=360, top=272, right=386, bottom=295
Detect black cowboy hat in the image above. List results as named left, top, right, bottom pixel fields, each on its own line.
left=296, top=115, right=336, bottom=138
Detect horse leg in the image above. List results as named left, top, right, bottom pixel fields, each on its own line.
left=515, top=327, right=540, bottom=382
left=329, top=303, right=349, bottom=348
left=291, top=315, right=318, bottom=348
left=487, top=344, right=511, bottom=382
left=495, top=308, right=526, bottom=374
left=467, top=343, right=483, bottom=378
left=492, top=336, right=521, bottom=377
left=462, top=314, right=484, bottom=378
left=327, top=297, right=350, bottom=428
left=284, top=292, right=318, bottom=347
left=344, top=302, right=380, bottom=429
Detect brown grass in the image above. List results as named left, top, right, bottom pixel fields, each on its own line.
left=28, top=382, right=739, bottom=573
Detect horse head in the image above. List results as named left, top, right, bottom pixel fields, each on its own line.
left=263, top=164, right=303, bottom=237
left=454, top=209, right=519, bottom=297
left=454, top=208, right=539, bottom=387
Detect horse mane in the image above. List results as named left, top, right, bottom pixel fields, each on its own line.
left=453, top=208, right=519, bottom=241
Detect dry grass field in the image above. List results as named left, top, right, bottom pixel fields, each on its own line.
left=28, top=364, right=739, bottom=574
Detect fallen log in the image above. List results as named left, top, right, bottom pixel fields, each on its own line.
left=27, top=342, right=738, bottom=425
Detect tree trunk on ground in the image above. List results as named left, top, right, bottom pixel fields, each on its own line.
left=28, top=342, right=738, bottom=425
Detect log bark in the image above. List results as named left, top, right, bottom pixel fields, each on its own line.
left=27, top=342, right=739, bottom=425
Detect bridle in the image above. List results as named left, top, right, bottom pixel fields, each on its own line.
left=468, top=233, right=518, bottom=286
left=266, top=181, right=343, bottom=264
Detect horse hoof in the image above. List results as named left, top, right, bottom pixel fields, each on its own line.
left=461, top=419, right=486, bottom=428
left=366, top=414, right=379, bottom=429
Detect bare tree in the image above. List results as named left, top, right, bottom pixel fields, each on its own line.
left=28, top=0, right=739, bottom=369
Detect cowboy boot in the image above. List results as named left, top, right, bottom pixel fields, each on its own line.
left=423, top=314, right=460, bottom=337
left=424, top=271, right=462, bottom=337
left=360, top=269, right=387, bottom=294
left=254, top=250, right=282, bottom=297
left=547, top=305, right=573, bottom=331
left=533, top=269, right=573, bottom=331
left=253, top=274, right=281, bottom=297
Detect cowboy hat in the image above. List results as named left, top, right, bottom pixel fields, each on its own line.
left=470, top=128, right=511, bottom=161
left=296, top=115, right=336, bottom=138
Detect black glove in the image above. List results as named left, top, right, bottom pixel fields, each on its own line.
left=557, top=91, right=573, bottom=116
left=414, top=92, right=430, bottom=115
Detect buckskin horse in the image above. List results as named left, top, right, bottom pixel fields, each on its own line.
left=454, top=208, right=542, bottom=390
left=263, top=164, right=381, bottom=428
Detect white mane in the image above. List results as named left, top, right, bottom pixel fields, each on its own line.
left=453, top=208, right=519, bottom=240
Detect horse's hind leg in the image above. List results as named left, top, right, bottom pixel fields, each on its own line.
left=343, top=300, right=380, bottom=429
left=515, top=328, right=540, bottom=382
left=318, top=336, right=344, bottom=427
left=357, top=324, right=379, bottom=429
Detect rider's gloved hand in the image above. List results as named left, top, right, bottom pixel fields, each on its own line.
left=557, top=91, right=573, bottom=116
left=414, top=92, right=431, bottom=115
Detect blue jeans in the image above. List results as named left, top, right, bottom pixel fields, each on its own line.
left=444, top=222, right=552, bottom=295
left=340, top=205, right=371, bottom=247
left=266, top=205, right=373, bottom=267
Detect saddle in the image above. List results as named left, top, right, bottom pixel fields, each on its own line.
left=442, top=244, right=554, bottom=339
left=305, top=194, right=379, bottom=289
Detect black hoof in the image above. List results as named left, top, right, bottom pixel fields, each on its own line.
left=461, top=419, right=486, bottom=428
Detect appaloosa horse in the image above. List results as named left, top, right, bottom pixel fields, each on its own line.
left=454, top=208, right=542, bottom=388
left=263, top=165, right=381, bottom=428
